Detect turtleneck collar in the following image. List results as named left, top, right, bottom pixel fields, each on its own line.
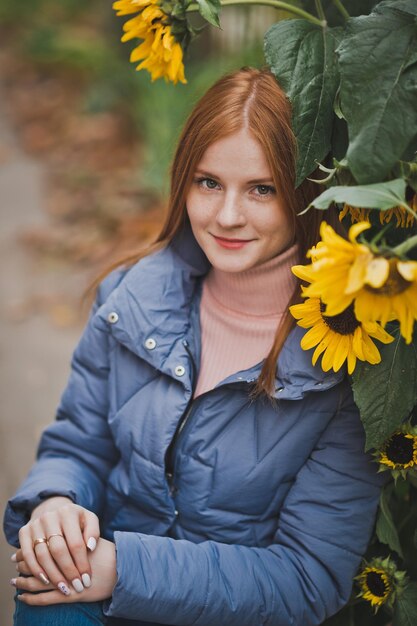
left=204, top=243, right=300, bottom=317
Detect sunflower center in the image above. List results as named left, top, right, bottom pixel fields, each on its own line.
left=365, top=258, right=409, bottom=296
left=320, top=302, right=361, bottom=335
left=366, top=571, right=389, bottom=598
left=385, top=433, right=415, bottom=465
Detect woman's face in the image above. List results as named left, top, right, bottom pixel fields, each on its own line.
left=186, top=128, right=294, bottom=273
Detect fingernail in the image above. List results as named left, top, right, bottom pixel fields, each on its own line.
left=87, top=537, right=97, bottom=551
left=81, top=573, right=91, bottom=588
left=72, top=578, right=84, bottom=593
left=39, top=572, right=50, bottom=585
left=10, top=553, right=17, bottom=562
left=9, top=578, right=17, bottom=587
left=57, top=582, right=71, bottom=596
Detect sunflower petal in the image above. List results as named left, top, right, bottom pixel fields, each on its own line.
left=321, top=333, right=341, bottom=372
left=352, top=327, right=365, bottom=360
left=332, top=335, right=349, bottom=371
left=301, top=324, right=328, bottom=350
left=346, top=347, right=357, bottom=374
left=346, top=254, right=370, bottom=294
left=312, top=340, right=329, bottom=365
left=348, top=221, right=372, bottom=242
left=397, top=260, right=417, bottom=282
left=365, top=257, right=390, bottom=288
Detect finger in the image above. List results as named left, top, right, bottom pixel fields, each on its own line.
left=28, top=515, right=79, bottom=595
left=16, top=560, right=31, bottom=576
left=45, top=532, right=84, bottom=593
left=11, top=575, right=55, bottom=593
left=42, top=512, right=87, bottom=591
left=60, top=513, right=92, bottom=587
left=17, top=589, right=76, bottom=606
left=14, top=548, right=23, bottom=562
left=18, top=523, right=50, bottom=585
left=81, top=509, right=100, bottom=553
left=32, top=539, right=74, bottom=593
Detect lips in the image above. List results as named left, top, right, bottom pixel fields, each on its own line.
left=211, top=234, right=254, bottom=249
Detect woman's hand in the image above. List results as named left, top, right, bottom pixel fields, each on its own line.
left=11, top=538, right=117, bottom=605
left=15, top=497, right=100, bottom=594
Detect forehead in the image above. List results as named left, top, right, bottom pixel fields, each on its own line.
left=196, top=128, right=272, bottom=178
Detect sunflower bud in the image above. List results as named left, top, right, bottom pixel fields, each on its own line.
left=375, top=423, right=417, bottom=481
left=355, top=556, right=407, bottom=612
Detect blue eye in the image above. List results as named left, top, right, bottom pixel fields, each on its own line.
left=256, top=184, right=275, bottom=196
left=195, top=177, right=219, bottom=190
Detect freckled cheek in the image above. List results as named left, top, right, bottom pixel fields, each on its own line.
left=253, top=215, right=285, bottom=234
left=187, top=198, right=219, bottom=229
left=257, top=216, right=294, bottom=250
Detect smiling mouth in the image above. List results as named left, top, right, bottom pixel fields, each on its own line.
left=212, top=235, right=253, bottom=243
left=211, top=234, right=254, bottom=249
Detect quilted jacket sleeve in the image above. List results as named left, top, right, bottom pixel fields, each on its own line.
left=105, top=381, right=384, bottom=626
left=3, top=274, right=122, bottom=548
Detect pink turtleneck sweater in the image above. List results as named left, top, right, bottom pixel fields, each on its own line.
left=194, top=244, right=299, bottom=397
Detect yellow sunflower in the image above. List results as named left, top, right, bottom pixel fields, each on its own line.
left=355, top=556, right=407, bottom=612
left=289, top=296, right=394, bottom=374
left=340, top=196, right=416, bottom=228
left=113, top=0, right=187, bottom=84
left=376, top=424, right=417, bottom=480
left=292, top=221, right=417, bottom=344
left=357, top=566, right=392, bottom=609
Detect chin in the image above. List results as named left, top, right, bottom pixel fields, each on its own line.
left=208, top=256, right=256, bottom=273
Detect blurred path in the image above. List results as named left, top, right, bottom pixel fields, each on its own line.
left=0, top=79, right=90, bottom=623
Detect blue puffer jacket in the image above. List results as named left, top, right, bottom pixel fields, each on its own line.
left=4, top=224, right=383, bottom=625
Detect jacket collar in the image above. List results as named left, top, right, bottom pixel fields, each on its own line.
left=95, top=221, right=209, bottom=393
left=95, top=222, right=344, bottom=399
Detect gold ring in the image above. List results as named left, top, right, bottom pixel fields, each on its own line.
left=33, top=537, right=47, bottom=549
left=47, top=533, right=64, bottom=546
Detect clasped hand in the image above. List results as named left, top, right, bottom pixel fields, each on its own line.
left=10, top=497, right=117, bottom=606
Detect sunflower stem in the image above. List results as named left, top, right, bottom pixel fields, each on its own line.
left=331, top=0, right=350, bottom=20
left=369, top=223, right=393, bottom=250
left=314, top=0, right=326, bottom=22
left=392, top=234, right=417, bottom=257
left=186, top=0, right=325, bottom=26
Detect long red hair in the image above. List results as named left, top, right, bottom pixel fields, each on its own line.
left=94, top=66, right=339, bottom=395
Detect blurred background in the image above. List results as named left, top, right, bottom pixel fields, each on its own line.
left=0, top=0, right=286, bottom=620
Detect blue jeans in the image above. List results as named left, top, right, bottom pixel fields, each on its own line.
left=13, top=595, right=163, bottom=626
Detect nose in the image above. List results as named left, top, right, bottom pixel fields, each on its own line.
left=215, top=190, right=246, bottom=229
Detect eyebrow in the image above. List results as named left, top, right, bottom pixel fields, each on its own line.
left=194, top=169, right=274, bottom=185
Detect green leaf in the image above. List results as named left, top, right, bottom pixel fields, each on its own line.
left=352, top=330, right=417, bottom=450
left=337, top=5, right=417, bottom=183
left=264, top=20, right=342, bottom=187
left=393, top=160, right=417, bottom=193
left=393, top=582, right=417, bottom=626
left=307, top=178, right=407, bottom=211
left=376, top=485, right=404, bottom=558
left=378, top=0, right=417, bottom=18
left=195, top=0, right=221, bottom=28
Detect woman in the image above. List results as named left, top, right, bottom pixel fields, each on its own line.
left=4, top=66, right=383, bottom=626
